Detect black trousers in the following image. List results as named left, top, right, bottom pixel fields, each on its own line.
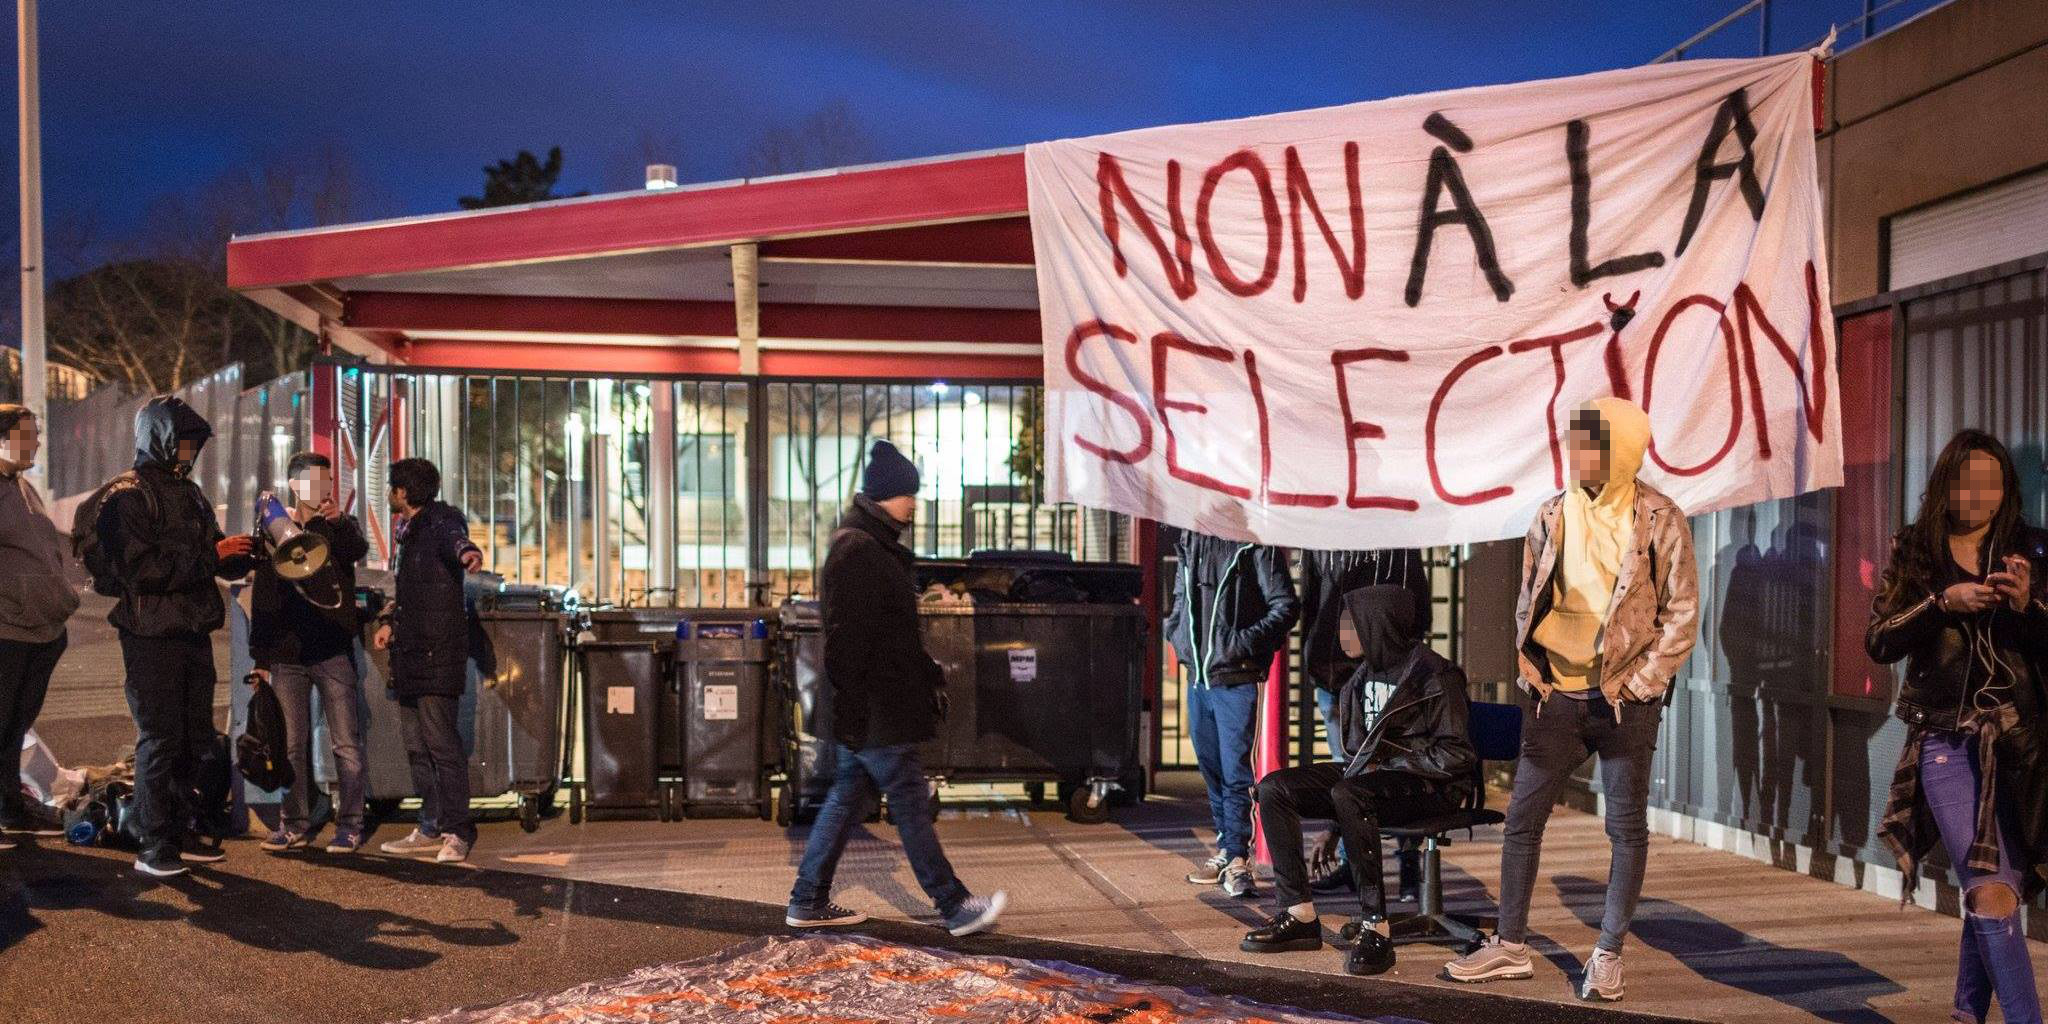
left=0, top=632, right=67, bottom=817
left=119, top=631, right=217, bottom=860
left=1257, top=762, right=1455, bottom=917
left=398, top=694, right=475, bottom=844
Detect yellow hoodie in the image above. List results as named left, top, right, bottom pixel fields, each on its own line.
left=1534, top=398, right=1650, bottom=692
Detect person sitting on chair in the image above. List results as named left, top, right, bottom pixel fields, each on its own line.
left=1239, top=584, right=1476, bottom=976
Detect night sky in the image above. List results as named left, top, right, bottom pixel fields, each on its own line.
left=0, top=1, right=1918, bottom=260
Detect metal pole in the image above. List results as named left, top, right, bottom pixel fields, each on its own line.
left=1758, top=0, right=1772, bottom=54
left=17, top=0, right=46, bottom=492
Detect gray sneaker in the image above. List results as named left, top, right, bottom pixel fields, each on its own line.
left=379, top=829, right=443, bottom=856
left=1185, top=849, right=1230, bottom=885
left=1220, top=857, right=1255, bottom=898
left=942, top=891, right=1008, bottom=936
left=435, top=835, right=472, bottom=863
left=786, top=902, right=868, bottom=929
left=1579, top=948, right=1624, bottom=1001
left=1444, top=935, right=1535, bottom=983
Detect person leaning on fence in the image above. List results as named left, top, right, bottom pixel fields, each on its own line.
left=1867, top=429, right=2048, bottom=1024
left=372, top=457, right=484, bottom=865
left=1239, top=584, right=1476, bottom=977
left=94, top=397, right=257, bottom=879
left=247, top=452, right=372, bottom=856
left=0, top=404, right=79, bottom=848
left=1445, top=397, right=1699, bottom=1003
left=785, top=438, right=1008, bottom=937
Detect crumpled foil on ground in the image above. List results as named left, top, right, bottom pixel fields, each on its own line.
left=396, top=934, right=1421, bottom=1024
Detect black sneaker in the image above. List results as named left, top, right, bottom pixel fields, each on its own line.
left=1347, top=928, right=1396, bottom=976
left=1240, top=911, right=1323, bottom=953
left=133, top=854, right=189, bottom=879
left=180, top=838, right=227, bottom=864
left=0, top=806, right=66, bottom=837
left=785, top=902, right=868, bottom=928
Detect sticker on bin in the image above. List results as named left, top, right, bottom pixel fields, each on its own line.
left=703, top=684, right=739, bottom=720
left=1009, top=648, right=1038, bottom=683
left=606, top=687, right=635, bottom=715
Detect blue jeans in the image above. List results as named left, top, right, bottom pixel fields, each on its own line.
left=790, top=742, right=970, bottom=917
left=1189, top=681, right=1258, bottom=860
left=1922, top=730, right=2041, bottom=1024
left=272, top=654, right=366, bottom=833
left=399, top=694, right=475, bottom=844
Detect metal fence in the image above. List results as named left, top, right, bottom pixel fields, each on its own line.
left=322, top=364, right=1130, bottom=607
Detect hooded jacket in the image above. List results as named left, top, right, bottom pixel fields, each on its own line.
left=1164, top=531, right=1299, bottom=688
left=95, top=397, right=253, bottom=637
left=379, top=500, right=481, bottom=697
left=0, top=469, right=78, bottom=644
left=1336, top=585, right=1476, bottom=796
left=1299, top=548, right=1431, bottom=693
left=1513, top=399, right=1700, bottom=708
left=820, top=495, right=946, bottom=750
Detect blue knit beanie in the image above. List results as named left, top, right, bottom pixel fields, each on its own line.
left=861, top=439, right=921, bottom=500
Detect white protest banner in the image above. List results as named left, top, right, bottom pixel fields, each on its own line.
left=1027, top=53, right=1838, bottom=549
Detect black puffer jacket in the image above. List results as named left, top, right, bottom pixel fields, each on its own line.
left=1299, top=548, right=1431, bottom=693
left=381, top=501, right=480, bottom=698
left=1164, top=531, right=1298, bottom=688
left=1336, top=586, right=1476, bottom=800
left=96, top=397, right=254, bottom=637
left=820, top=496, right=945, bottom=750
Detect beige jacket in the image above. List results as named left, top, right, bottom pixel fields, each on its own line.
left=1513, top=482, right=1700, bottom=706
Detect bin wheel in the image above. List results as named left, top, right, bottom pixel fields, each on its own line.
left=368, top=798, right=402, bottom=824
left=569, top=785, right=585, bottom=825
left=518, top=795, right=540, bottom=833
left=1024, top=782, right=1047, bottom=806
left=775, top=784, right=796, bottom=828
left=1067, top=784, right=1112, bottom=825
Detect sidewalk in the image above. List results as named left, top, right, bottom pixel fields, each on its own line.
left=477, top=773, right=2014, bottom=1024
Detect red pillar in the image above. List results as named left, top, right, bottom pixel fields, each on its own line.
left=1252, top=648, right=1287, bottom=866
left=1136, top=519, right=1163, bottom=792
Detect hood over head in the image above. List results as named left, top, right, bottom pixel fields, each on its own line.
left=1343, top=584, right=1423, bottom=673
left=1575, top=397, right=1650, bottom=494
left=134, top=396, right=213, bottom=472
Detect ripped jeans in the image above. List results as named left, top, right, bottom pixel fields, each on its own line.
left=1922, top=729, right=2041, bottom=1024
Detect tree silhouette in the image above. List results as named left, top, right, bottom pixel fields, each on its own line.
left=459, top=147, right=588, bottom=209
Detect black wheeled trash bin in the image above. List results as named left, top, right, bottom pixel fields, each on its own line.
left=673, top=618, right=775, bottom=819
left=573, top=639, right=666, bottom=822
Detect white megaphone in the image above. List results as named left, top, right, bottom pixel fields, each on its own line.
left=254, top=491, right=330, bottom=581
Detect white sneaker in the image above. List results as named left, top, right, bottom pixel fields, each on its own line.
left=435, top=835, right=472, bottom=863
left=1580, top=947, right=1624, bottom=1001
left=1444, top=934, right=1535, bottom=983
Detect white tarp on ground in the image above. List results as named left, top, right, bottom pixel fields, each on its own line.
left=1028, top=52, right=1838, bottom=548
left=397, top=934, right=1420, bottom=1024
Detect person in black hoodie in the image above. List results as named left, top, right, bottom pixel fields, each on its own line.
left=371, top=458, right=483, bottom=865
left=1239, top=584, right=1476, bottom=976
left=786, top=440, right=1007, bottom=938
left=1165, top=528, right=1299, bottom=898
left=96, top=396, right=256, bottom=878
left=248, top=452, right=371, bottom=855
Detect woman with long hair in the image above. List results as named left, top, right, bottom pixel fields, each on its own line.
left=1869, top=428, right=2048, bottom=1024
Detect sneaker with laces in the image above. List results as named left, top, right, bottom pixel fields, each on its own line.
left=1220, top=857, right=1255, bottom=898
left=785, top=902, right=868, bottom=928
left=260, top=829, right=309, bottom=853
left=324, top=828, right=364, bottom=854
left=941, top=891, right=1008, bottom=936
left=133, top=854, right=189, bottom=878
left=180, top=838, right=227, bottom=864
left=1, top=805, right=66, bottom=837
left=1444, top=934, right=1535, bottom=983
left=1579, top=948, right=1624, bottom=1002
left=1185, top=850, right=1230, bottom=885
left=379, top=829, right=444, bottom=856
left=435, top=835, right=472, bottom=863
left=1240, top=910, right=1322, bottom=953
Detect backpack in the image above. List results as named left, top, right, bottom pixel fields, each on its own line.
left=235, top=677, right=294, bottom=793
left=71, top=471, right=155, bottom=598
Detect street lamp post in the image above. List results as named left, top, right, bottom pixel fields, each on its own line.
left=17, top=0, right=46, bottom=491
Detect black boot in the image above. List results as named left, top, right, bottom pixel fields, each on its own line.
left=1241, top=910, right=1323, bottom=953
left=1346, top=924, right=1395, bottom=976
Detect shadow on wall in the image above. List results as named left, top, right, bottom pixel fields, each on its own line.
left=1551, top=873, right=1905, bottom=1024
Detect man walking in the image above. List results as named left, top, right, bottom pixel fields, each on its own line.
left=1166, top=528, right=1298, bottom=898
left=96, top=397, right=255, bottom=878
left=373, top=458, right=483, bottom=864
left=0, top=404, right=78, bottom=845
left=786, top=439, right=1006, bottom=936
left=249, top=452, right=371, bottom=854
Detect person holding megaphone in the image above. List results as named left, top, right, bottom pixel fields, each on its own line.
left=246, top=452, right=370, bottom=855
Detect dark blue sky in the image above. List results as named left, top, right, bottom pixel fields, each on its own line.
left=0, top=1, right=1921, bottom=249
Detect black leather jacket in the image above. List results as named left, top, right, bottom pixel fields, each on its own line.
left=1866, top=525, right=2048, bottom=731
left=1164, top=531, right=1299, bottom=688
left=1299, top=548, right=1431, bottom=692
left=1338, top=648, right=1477, bottom=794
